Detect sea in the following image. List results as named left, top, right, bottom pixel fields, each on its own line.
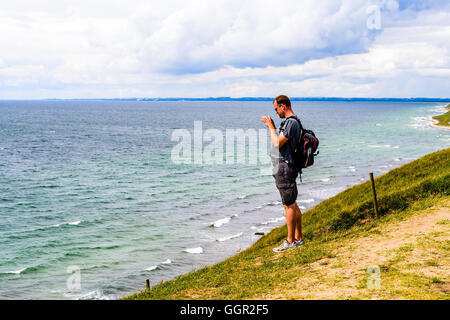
left=0, top=99, right=449, bottom=299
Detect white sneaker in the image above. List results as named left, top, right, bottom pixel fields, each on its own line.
left=273, top=239, right=296, bottom=252
left=294, top=239, right=305, bottom=247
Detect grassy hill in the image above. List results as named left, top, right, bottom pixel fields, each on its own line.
left=123, top=148, right=450, bottom=300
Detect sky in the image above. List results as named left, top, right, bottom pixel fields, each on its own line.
left=0, top=0, right=449, bottom=99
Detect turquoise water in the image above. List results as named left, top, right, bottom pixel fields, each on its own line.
left=0, top=100, right=448, bottom=299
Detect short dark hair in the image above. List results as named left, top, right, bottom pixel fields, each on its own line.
left=273, top=95, right=291, bottom=108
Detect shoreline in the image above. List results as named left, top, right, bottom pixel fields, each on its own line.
left=429, top=103, right=450, bottom=130
left=427, top=116, right=450, bottom=131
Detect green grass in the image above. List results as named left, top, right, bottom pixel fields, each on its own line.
left=432, top=104, right=450, bottom=127
left=122, top=148, right=450, bottom=300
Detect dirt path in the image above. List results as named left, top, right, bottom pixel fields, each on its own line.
left=263, top=202, right=450, bottom=299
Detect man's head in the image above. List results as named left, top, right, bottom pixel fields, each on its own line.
left=273, top=95, right=292, bottom=118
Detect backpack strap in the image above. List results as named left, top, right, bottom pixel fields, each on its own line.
left=284, top=115, right=304, bottom=182
left=285, top=115, right=304, bottom=148
left=286, top=115, right=304, bottom=135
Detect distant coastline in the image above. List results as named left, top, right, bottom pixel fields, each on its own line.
left=3, top=97, right=450, bottom=102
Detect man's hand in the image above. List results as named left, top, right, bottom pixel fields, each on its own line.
left=261, top=116, right=276, bottom=129
left=261, top=116, right=288, bottom=148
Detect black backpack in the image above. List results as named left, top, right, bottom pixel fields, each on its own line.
left=286, top=115, right=319, bottom=177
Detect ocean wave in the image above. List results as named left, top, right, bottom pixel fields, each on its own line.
left=212, top=217, right=231, bottom=228
left=147, top=258, right=173, bottom=271
left=409, top=116, right=430, bottom=129
left=73, top=289, right=114, bottom=300
left=265, top=200, right=282, bottom=206
left=298, top=198, right=314, bottom=204
left=145, top=265, right=158, bottom=271
left=261, top=217, right=285, bottom=225
left=41, top=220, right=82, bottom=230
left=367, top=145, right=391, bottom=148
left=217, top=232, right=243, bottom=242
left=2, top=267, right=28, bottom=275
left=183, top=246, right=203, bottom=254
left=242, top=200, right=283, bottom=213
left=430, top=105, right=448, bottom=114
left=0, top=264, right=45, bottom=276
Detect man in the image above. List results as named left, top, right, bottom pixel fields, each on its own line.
left=261, top=95, right=305, bottom=252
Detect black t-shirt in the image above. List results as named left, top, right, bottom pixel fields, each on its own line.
left=271, top=115, right=301, bottom=164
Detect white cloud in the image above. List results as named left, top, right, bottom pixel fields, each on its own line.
left=0, top=0, right=449, bottom=98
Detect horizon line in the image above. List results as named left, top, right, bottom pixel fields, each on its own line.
left=1, top=97, right=450, bottom=102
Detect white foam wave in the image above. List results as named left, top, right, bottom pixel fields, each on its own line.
left=368, top=144, right=392, bottom=149
left=74, top=289, right=114, bottom=300
left=261, top=217, right=285, bottom=225
left=299, top=206, right=306, bottom=210
left=430, top=105, right=448, bottom=113
left=183, top=247, right=203, bottom=254
left=50, top=220, right=82, bottom=228
left=4, top=267, right=27, bottom=275
left=321, top=178, right=330, bottom=182
left=161, top=259, right=172, bottom=264
left=409, top=116, right=430, bottom=129
left=145, top=265, right=158, bottom=271
left=212, top=217, right=231, bottom=228
left=298, top=198, right=314, bottom=204
left=217, top=232, right=243, bottom=242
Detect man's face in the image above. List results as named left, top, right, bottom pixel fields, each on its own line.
left=273, top=101, right=286, bottom=118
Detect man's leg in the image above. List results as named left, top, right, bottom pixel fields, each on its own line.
left=284, top=203, right=297, bottom=244
left=284, top=202, right=303, bottom=243
left=293, top=202, right=303, bottom=241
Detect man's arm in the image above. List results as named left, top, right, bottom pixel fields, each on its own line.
left=261, top=116, right=289, bottom=148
